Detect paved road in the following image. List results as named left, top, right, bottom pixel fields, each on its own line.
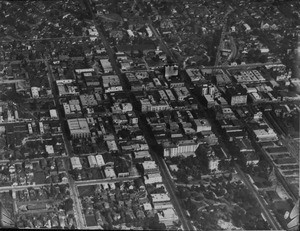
left=228, top=35, right=238, bottom=61
left=147, top=22, right=177, bottom=64
left=215, top=7, right=233, bottom=66
left=75, top=175, right=141, bottom=186
left=243, top=120, right=298, bottom=202
left=150, top=148, right=194, bottom=231
left=263, top=111, right=299, bottom=162
left=0, top=182, right=68, bottom=192
left=45, top=57, right=85, bottom=229
left=0, top=36, right=91, bottom=43
left=203, top=61, right=282, bottom=70
left=235, top=164, right=283, bottom=231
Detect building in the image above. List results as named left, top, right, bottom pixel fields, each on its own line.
left=56, top=80, right=79, bottom=96
left=144, top=173, right=162, bottom=184
left=49, top=109, right=58, bottom=119
left=95, top=154, right=105, bottom=167
left=173, top=87, right=190, bottom=101
left=79, top=94, right=98, bottom=107
left=102, top=75, right=123, bottom=93
left=67, top=118, right=90, bottom=138
left=88, top=155, right=98, bottom=168
left=142, top=161, right=159, bottom=174
left=70, top=157, right=82, bottom=170
left=194, top=119, right=211, bottom=133
left=0, top=202, right=15, bottom=228
left=253, top=128, right=278, bottom=142
left=63, top=100, right=82, bottom=117
left=186, top=69, right=206, bottom=84
left=106, top=140, right=118, bottom=152
left=100, top=59, right=113, bottom=73
left=45, top=145, right=54, bottom=155
left=226, top=86, right=247, bottom=106
left=157, top=208, right=179, bottom=227
left=164, top=65, right=178, bottom=79
left=104, top=166, right=116, bottom=178
left=203, top=94, right=215, bottom=108
left=163, top=140, right=199, bottom=158
left=151, top=193, right=170, bottom=203
left=31, top=87, right=40, bottom=98
left=208, top=155, right=219, bottom=171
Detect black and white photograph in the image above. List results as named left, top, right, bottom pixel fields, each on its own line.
left=0, top=0, right=299, bottom=230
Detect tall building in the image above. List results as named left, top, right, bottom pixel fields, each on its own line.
left=0, top=202, right=15, bottom=228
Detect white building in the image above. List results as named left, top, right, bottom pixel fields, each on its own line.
left=157, top=208, right=179, bottom=227
left=95, top=154, right=105, bottom=167
left=253, top=128, right=278, bottom=142
left=163, top=140, right=199, bottom=158
left=144, top=173, right=162, bottom=184
left=121, top=103, right=133, bottom=113
left=134, top=150, right=151, bottom=159
left=100, top=59, right=113, bottom=73
left=31, top=87, right=40, bottom=98
left=142, top=161, right=159, bottom=174
left=49, top=109, right=58, bottom=119
left=70, top=157, right=82, bottom=170
left=45, top=145, right=54, bottom=155
left=194, top=119, right=211, bottom=132
left=88, top=155, right=98, bottom=168
left=151, top=193, right=170, bottom=203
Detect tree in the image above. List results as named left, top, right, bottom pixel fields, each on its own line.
left=64, top=198, right=74, bottom=212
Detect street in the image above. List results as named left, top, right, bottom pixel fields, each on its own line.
left=235, top=164, right=283, bottom=230
left=44, top=54, right=85, bottom=229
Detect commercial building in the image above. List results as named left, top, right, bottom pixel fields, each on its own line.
left=186, top=68, right=206, bottom=84
left=140, top=98, right=170, bottom=112
left=157, top=208, right=179, bottom=227
left=70, top=157, right=82, bottom=170
left=253, top=128, right=278, bottom=142
left=56, top=80, right=79, bottom=96
left=102, top=75, right=123, bottom=93
left=79, top=94, right=98, bottom=107
left=226, top=85, right=248, bottom=106
left=151, top=193, right=170, bottom=203
left=95, top=154, right=105, bottom=167
left=165, top=64, right=178, bottom=79
left=194, top=119, right=211, bottom=133
left=67, top=118, right=90, bottom=138
left=100, top=59, right=113, bottom=73
left=163, top=140, right=199, bottom=158
left=63, top=100, right=82, bottom=117
left=88, top=155, right=98, bottom=168
left=144, top=173, right=162, bottom=184
left=142, top=161, right=159, bottom=175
